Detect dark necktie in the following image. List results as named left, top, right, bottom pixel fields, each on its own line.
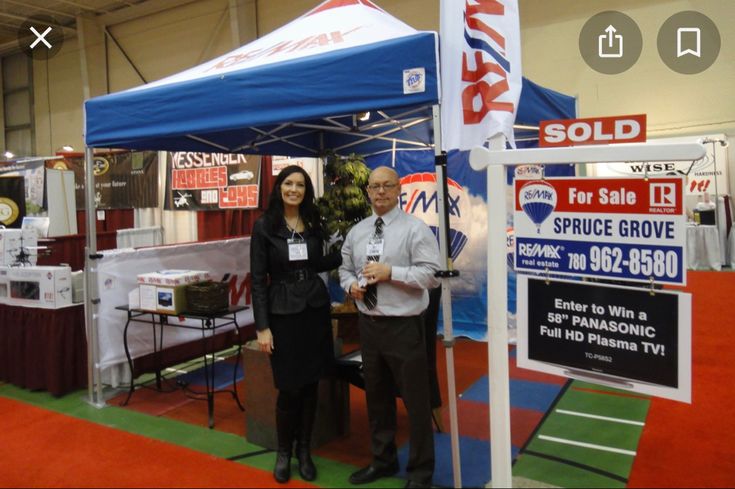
left=363, top=217, right=384, bottom=310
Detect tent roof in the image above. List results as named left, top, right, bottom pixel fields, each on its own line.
left=85, top=0, right=440, bottom=157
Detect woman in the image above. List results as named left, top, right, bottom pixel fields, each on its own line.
left=250, top=165, right=341, bottom=483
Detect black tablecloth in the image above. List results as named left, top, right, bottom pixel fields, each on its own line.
left=0, top=303, right=87, bottom=396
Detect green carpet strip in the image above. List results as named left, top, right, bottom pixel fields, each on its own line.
left=513, top=380, right=650, bottom=488
left=523, top=449, right=628, bottom=483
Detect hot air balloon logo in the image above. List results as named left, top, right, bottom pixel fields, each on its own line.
left=519, top=180, right=557, bottom=233
left=399, top=172, right=470, bottom=261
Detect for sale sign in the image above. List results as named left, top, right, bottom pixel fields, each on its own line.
left=514, top=177, right=686, bottom=284
left=517, top=276, right=691, bottom=403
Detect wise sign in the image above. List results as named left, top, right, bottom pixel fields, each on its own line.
left=514, top=176, right=686, bottom=285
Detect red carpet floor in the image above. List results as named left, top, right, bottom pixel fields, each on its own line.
left=0, top=396, right=314, bottom=488
left=628, top=271, right=735, bottom=487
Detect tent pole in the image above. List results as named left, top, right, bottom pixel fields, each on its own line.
left=83, top=146, right=105, bottom=408
left=432, top=104, right=462, bottom=488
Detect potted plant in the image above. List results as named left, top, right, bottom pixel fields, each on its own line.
left=316, top=151, right=372, bottom=317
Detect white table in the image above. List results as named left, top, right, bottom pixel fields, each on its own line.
left=686, top=225, right=721, bottom=270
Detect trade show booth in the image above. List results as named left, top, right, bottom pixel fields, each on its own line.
left=83, top=2, right=577, bottom=397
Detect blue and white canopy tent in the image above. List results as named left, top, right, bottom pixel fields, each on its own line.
left=86, top=1, right=439, bottom=157
left=84, top=0, right=575, bottom=485
left=84, top=0, right=442, bottom=404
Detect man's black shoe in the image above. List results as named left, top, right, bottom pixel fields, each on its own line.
left=348, top=463, right=400, bottom=485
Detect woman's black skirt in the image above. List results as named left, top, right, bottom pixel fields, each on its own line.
left=268, top=303, right=333, bottom=391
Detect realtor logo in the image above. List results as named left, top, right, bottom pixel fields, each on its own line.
left=650, top=183, right=677, bottom=207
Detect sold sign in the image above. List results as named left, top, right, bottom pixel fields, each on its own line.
left=540, top=114, right=646, bottom=147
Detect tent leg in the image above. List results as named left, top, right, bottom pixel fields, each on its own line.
left=432, top=104, right=462, bottom=488
left=83, top=146, right=105, bottom=408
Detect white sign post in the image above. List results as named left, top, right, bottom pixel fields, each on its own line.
left=469, top=140, right=705, bottom=487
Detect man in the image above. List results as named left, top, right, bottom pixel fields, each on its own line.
left=339, top=166, right=441, bottom=488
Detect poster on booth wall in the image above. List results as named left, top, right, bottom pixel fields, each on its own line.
left=514, top=176, right=687, bottom=285
left=272, top=156, right=321, bottom=195
left=517, top=276, right=691, bottom=403
left=60, top=152, right=158, bottom=209
left=164, top=152, right=261, bottom=211
left=0, top=176, right=25, bottom=228
left=363, top=150, right=575, bottom=341
left=0, top=159, right=45, bottom=214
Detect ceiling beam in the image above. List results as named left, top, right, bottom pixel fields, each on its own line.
left=4, top=0, right=77, bottom=20
left=99, top=0, right=201, bottom=26
left=50, top=0, right=100, bottom=14
left=0, top=11, right=76, bottom=33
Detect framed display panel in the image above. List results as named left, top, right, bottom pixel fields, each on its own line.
left=46, top=169, right=77, bottom=237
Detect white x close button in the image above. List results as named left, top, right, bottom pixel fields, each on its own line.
left=30, top=26, right=53, bottom=49
left=18, top=14, right=65, bottom=60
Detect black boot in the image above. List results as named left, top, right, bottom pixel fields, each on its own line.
left=295, top=388, right=318, bottom=481
left=274, top=407, right=294, bottom=483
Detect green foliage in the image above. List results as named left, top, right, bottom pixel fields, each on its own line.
left=317, top=152, right=372, bottom=253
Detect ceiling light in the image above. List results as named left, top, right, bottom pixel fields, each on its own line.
left=3, top=151, right=14, bottom=159
left=358, top=111, right=371, bottom=121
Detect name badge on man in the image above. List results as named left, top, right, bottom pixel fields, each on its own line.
left=366, top=238, right=384, bottom=257
left=288, top=238, right=308, bottom=261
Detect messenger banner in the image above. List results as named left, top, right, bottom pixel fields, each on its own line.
left=164, top=152, right=261, bottom=211
left=514, top=176, right=686, bottom=284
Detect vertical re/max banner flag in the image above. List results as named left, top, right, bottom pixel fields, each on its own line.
left=440, top=0, right=523, bottom=150
left=0, top=176, right=26, bottom=228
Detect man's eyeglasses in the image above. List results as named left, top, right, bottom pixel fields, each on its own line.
left=367, top=183, right=398, bottom=191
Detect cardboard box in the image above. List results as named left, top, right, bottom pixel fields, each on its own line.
left=0, top=267, right=8, bottom=304
left=136, top=269, right=211, bottom=287
left=243, top=340, right=350, bottom=450
left=3, top=265, right=72, bottom=309
left=71, top=270, right=84, bottom=303
left=138, top=283, right=188, bottom=314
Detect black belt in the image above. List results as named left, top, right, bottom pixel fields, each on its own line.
left=359, top=312, right=418, bottom=322
left=270, top=268, right=315, bottom=283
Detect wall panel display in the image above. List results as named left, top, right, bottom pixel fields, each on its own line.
left=0, top=176, right=25, bottom=228
left=0, top=159, right=45, bottom=213
left=164, top=152, right=261, bottom=211
left=61, top=152, right=159, bottom=209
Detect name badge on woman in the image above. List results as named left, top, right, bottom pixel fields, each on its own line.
left=288, top=238, right=308, bottom=261
left=366, top=238, right=384, bottom=257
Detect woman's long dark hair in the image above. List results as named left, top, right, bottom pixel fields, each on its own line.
left=264, top=165, right=324, bottom=238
